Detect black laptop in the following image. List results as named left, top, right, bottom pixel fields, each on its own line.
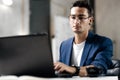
left=0, top=33, right=55, bottom=77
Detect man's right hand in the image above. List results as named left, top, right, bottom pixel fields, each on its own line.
left=54, top=62, right=76, bottom=74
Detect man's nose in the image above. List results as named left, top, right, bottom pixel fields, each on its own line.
left=74, top=18, right=80, bottom=24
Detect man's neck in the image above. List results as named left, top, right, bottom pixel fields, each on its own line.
left=74, top=32, right=88, bottom=44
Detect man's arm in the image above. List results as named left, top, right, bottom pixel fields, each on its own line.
left=54, top=62, right=95, bottom=77
left=90, top=37, right=113, bottom=74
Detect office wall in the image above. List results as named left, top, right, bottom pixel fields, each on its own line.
left=0, top=0, right=29, bottom=37
left=0, top=0, right=50, bottom=37
left=95, top=0, right=120, bottom=59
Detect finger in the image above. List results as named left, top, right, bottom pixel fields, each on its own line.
left=58, top=67, right=65, bottom=73
left=54, top=64, right=62, bottom=70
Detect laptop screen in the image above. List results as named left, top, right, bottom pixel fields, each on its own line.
left=0, top=34, right=55, bottom=77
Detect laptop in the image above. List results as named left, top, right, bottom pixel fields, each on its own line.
left=0, top=33, right=56, bottom=77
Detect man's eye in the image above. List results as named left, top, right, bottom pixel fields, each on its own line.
left=71, top=16, right=76, bottom=19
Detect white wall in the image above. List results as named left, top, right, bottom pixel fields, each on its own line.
left=50, top=0, right=77, bottom=37
left=0, top=0, right=29, bottom=37
left=95, top=0, right=120, bottom=59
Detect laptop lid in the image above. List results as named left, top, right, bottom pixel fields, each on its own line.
left=0, top=33, right=55, bottom=77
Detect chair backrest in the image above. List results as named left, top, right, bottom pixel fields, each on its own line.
left=106, top=59, right=120, bottom=77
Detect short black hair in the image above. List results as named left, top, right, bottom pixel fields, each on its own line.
left=71, top=0, right=93, bottom=17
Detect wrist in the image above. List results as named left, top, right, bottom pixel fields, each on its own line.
left=72, top=66, right=80, bottom=75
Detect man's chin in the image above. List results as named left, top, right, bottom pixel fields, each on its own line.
left=74, top=31, right=83, bottom=34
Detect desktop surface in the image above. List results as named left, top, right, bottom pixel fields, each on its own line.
left=0, top=75, right=118, bottom=80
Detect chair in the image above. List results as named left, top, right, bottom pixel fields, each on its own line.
left=106, top=59, right=120, bottom=78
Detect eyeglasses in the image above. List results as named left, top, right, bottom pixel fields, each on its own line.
left=70, top=15, right=89, bottom=22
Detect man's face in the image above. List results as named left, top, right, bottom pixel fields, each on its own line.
left=69, top=7, right=92, bottom=34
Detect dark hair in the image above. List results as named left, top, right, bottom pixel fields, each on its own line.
left=71, top=0, right=93, bottom=17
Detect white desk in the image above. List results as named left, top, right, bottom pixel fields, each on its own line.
left=0, top=75, right=118, bottom=80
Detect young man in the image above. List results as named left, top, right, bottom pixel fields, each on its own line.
left=54, top=1, right=113, bottom=77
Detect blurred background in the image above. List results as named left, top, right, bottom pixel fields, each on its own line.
left=0, top=0, right=120, bottom=62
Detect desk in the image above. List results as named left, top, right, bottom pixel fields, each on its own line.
left=0, top=75, right=118, bottom=80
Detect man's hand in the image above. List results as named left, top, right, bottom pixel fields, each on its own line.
left=54, top=62, right=94, bottom=77
left=79, top=65, right=94, bottom=77
left=54, top=62, right=76, bottom=74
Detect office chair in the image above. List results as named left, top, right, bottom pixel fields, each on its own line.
left=106, top=59, right=120, bottom=77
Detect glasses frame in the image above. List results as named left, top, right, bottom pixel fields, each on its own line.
left=69, top=15, right=90, bottom=23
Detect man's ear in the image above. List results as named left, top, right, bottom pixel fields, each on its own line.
left=89, top=16, right=94, bottom=25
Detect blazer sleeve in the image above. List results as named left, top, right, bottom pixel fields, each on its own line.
left=91, top=37, right=113, bottom=74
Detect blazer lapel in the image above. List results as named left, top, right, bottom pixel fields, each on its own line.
left=66, top=37, right=74, bottom=65
left=80, top=32, right=94, bottom=66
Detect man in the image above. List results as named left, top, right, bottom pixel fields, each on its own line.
left=54, top=1, right=113, bottom=77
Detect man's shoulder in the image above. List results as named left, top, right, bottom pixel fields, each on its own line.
left=94, top=33, right=112, bottom=42
left=89, top=32, right=111, bottom=41
left=87, top=32, right=113, bottom=45
left=90, top=33, right=113, bottom=45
